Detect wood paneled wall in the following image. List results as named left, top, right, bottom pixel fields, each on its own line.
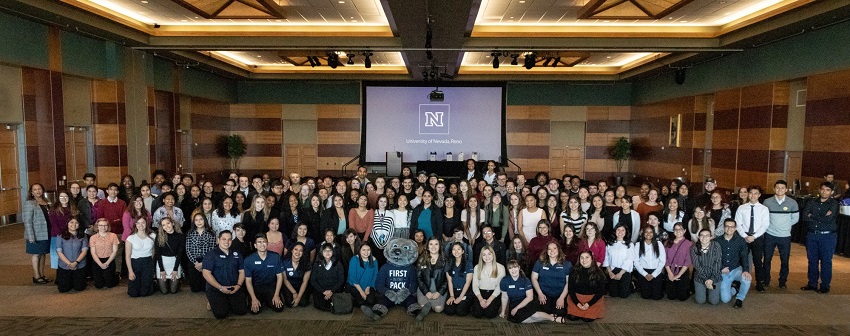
left=150, top=90, right=177, bottom=175
left=190, top=98, right=230, bottom=181
left=91, top=79, right=127, bottom=186
left=22, top=67, right=63, bottom=191
left=316, top=105, right=360, bottom=177
left=631, top=96, right=701, bottom=189
left=803, top=69, right=850, bottom=191
left=505, top=106, right=551, bottom=175
left=230, top=104, right=283, bottom=177
left=584, top=106, right=630, bottom=183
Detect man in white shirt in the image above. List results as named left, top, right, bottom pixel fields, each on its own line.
left=762, top=180, right=799, bottom=289
left=734, top=186, right=770, bottom=292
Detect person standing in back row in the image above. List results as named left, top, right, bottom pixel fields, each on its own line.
left=733, top=186, right=769, bottom=292
left=801, top=182, right=839, bottom=294
left=762, top=180, right=799, bottom=289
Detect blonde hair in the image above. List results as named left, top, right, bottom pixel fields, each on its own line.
left=475, top=245, right=499, bottom=279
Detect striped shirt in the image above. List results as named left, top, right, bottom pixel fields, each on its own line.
left=690, top=241, right=722, bottom=284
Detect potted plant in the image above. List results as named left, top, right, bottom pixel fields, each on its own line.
left=608, top=137, right=632, bottom=185
left=218, top=135, right=246, bottom=170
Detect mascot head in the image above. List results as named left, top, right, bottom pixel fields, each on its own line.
left=384, top=238, right=419, bottom=266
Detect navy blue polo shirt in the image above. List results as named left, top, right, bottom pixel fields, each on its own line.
left=445, top=258, right=474, bottom=291
left=532, top=260, right=572, bottom=297
left=281, top=258, right=307, bottom=288
left=202, top=246, right=244, bottom=290
left=244, top=251, right=283, bottom=286
left=500, top=275, right=533, bottom=307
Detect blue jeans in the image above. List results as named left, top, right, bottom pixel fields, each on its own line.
left=806, top=232, right=836, bottom=290
left=720, top=266, right=751, bottom=303
left=763, top=234, right=791, bottom=285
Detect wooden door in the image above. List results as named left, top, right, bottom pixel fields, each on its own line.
left=64, top=126, right=89, bottom=182
left=0, top=128, right=21, bottom=218
left=550, top=146, right=585, bottom=179
left=285, top=145, right=317, bottom=177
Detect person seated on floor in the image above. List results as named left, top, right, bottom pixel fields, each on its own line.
left=444, top=242, right=474, bottom=317
left=566, top=251, right=607, bottom=322
left=244, top=234, right=284, bottom=314
left=691, top=228, right=722, bottom=305
left=310, top=243, right=346, bottom=312
left=470, top=245, right=506, bottom=319
left=281, top=242, right=312, bottom=308
left=56, top=218, right=89, bottom=293
left=362, top=238, right=430, bottom=321
left=500, top=260, right=564, bottom=324
left=202, top=230, right=248, bottom=319
left=531, top=241, right=571, bottom=318
left=348, top=243, right=379, bottom=308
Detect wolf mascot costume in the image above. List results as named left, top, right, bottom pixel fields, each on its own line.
left=361, top=238, right=431, bottom=321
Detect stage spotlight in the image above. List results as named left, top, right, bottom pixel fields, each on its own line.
left=327, top=52, right=339, bottom=69
left=311, top=56, right=321, bottom=66
left=363, top=52, right=372, bottom=68
left=552, top=56, right=560, bottom=67
left=674, top=68, right=687, bottom=85
left=510, top=54, right=519, bottom=66
left=524, top=53, right=536, bottom=69
left=307, top=56, right=316, bottom=67
left=542, top=57, right=552, bottom=66
left=491, top=52, right=500, bottom=69
left=346, top=53, right=355, bottom=65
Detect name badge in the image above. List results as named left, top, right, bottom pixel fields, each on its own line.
left=542, top=267, right=549, bottom=270
left=219, top=255, right=226, bottom=258
left=286, top=268, right=294, bottom=271
left=254, top=261, right=262, bottom=265
left=267, top=264, right=274, bottom=268
left=508, top=285, right=516, bottom=289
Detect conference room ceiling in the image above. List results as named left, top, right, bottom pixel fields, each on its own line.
left=5, top=0, right=850, bottom=81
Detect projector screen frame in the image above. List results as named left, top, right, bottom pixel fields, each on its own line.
left=359, top=81, right=508, bottom=166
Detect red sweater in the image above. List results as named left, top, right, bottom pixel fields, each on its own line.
left=95, top=198, right=127, bottom=235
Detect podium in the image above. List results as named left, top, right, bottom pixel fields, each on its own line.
left=386, top=152, right=403, bottom=177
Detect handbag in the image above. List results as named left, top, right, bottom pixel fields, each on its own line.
left=331, top=293, right=353, bottom=314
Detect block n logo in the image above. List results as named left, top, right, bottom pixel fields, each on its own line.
left=424, top=112, right=444, bottom=127
left=419, top=104, right=450, bottom=134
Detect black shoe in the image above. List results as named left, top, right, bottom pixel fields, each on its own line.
left=733, top=299, right=743, bottom=308
left=778, top=283, right=787, bottom=289
left=818, top=287, right=830, bottom=294
left=731, top=280, right=741, bottom=293
left=756, top=283, right=765, bottom=292
left=800, top=285, right=818, bottom=291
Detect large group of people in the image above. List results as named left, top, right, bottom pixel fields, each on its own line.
left=21, top=162, right=843, bottom=322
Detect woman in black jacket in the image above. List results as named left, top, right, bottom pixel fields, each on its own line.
left=321, top=194, right=348, bottom=239
left=280, top=194, right=302, bottom=237
left=303, top=195, right=324, bottom=242
left=310, top=243, right=345, bottom=312
left=417, top=237, right=448, bottom=318
left=411, top=190, right=444, bottom=241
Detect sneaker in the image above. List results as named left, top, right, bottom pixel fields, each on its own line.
left=733, top=299, right=743, bottom=308
left=756, top=283, right=765, bottom=292
left=800, top=285, right=818, bottom=291
left=818, top=287, right=830, bottom=294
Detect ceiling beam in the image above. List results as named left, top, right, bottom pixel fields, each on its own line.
left=139, top=36, right=402, bottom=50
left=463, top=37, right=722, bottom=50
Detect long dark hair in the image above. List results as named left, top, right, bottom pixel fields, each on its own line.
left=60, top=218, right=85, bottom=240
left=638, top=227, right=660, bottom=257
left=579, top=251, right=605, bottom=285
left=357, top=243, right=375, bottom=268
left=316, top=242, right=336, bottom=267
left=665, top=222, right=691, bottom=248
left=289, top=242, right=310, bottom=273
left=216, top=196, right=239, bottom=217
left=693, top=229, right=714, bottom=256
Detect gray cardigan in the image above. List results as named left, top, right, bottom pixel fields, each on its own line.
left=23, top=200, right=50, bottom=242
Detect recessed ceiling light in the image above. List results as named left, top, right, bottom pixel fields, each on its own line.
left=276, top=19, right=282, bottom=22
left=257, top=55, right=262, bottom=57
left=194, top=16, right=199, bottom=19
left=509, top=16, right=514, bottom=19
left=338, top=0, right=345, bottom=3
left=519, top=0, right=525, bottom=3
left=141, top=0, right=148, bottom=3
left=181, top=19, right=187, bottom=22
left=606, top=56, right=612, bottom=59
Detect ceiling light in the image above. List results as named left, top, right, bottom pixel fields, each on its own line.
left=338, top=1, right=345, bottom=3
left=552, top=56, right=560, bottom=67
left=542, top=57, right=552, bottom=66
left=327, top=52, right=339, bottom=69
left=141, top=0, right=148, bottom=3
left=256, top=55, right=262, bottom=58
left=510, top=54, right=519, bottom=66
left=519, top=0, right=525, bottom=3
left=346, top=53, right=355, bottom=65
left=307, top=57, right=316, bottom=67
left=363, top=52, right=372, bottom=68
left=524, top=53, right=536, bottom=69
left=491, top=52, right=500, bottom=69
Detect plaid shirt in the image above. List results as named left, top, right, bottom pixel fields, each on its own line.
left=185, top=229, right=216, bottom=263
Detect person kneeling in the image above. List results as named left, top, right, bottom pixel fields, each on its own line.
left=311, top=243, right=346, bottom=312
left=245, top=234, right=285, bottom=314
left=362, top=238, right=429, bottom=321
left=202, top=230, right=248, bottom=319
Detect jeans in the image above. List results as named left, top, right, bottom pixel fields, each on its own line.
left=806, top=232, right=836, bottom=290
left=720, top=266, right=751, bottom=303
left=763, top=234, right=791, bottom=285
